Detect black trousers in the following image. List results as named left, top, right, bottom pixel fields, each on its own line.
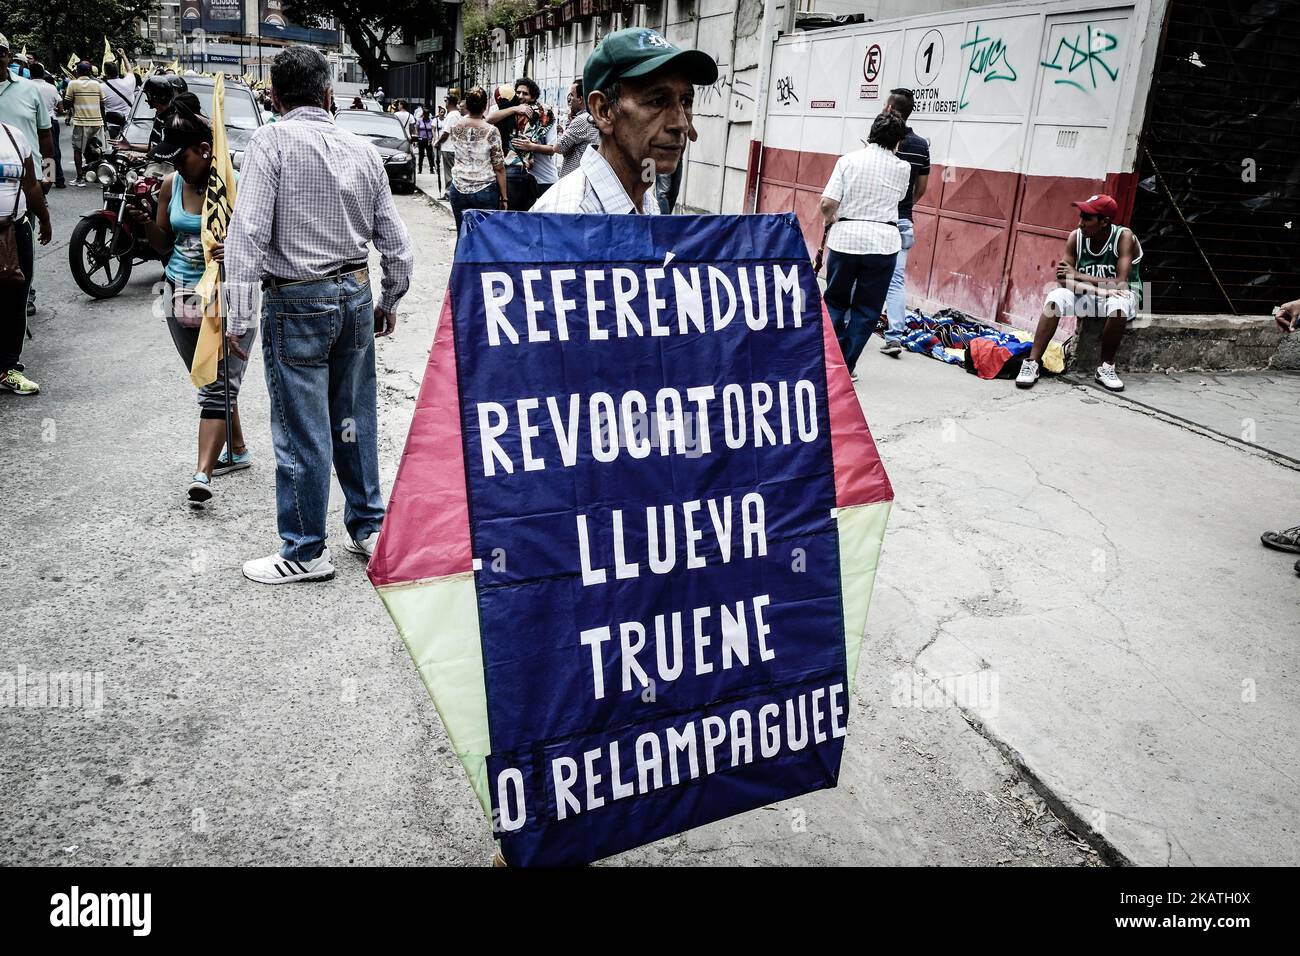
left=50, top=125, right=65, bottom=185
left=0, top=218, right=33, bottom=373
left=505, top=166, right=537, bottom=211
left=416, top=140, right=435, bottom=173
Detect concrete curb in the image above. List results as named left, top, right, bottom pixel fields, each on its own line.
left=1072, top=313, right=1286, bottom=372
left=413, top=172, right=453, bottom=220
left=1061, top=374, right=1300, bottom=470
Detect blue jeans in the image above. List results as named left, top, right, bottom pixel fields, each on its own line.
left=449, top=181, right=500, bottom=233
left=824, top=248, right=897, bottom=373
left=260, top=273, right=385, bottom=562
left=884, top=218, right=914, bottom=345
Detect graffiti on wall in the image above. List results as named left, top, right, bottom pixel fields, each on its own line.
left=1040, top=24, right=1120, bottom=91
left=776, top=75, right=798, bottom=105
left=959, top=24, right=1018, bottom=110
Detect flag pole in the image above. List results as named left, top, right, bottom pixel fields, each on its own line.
left=219, top=262, right=234, bottom=468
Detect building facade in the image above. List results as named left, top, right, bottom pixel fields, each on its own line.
left=473, top=0, right=1299, bottom=324
left=138, top=0, right=359, bottom=81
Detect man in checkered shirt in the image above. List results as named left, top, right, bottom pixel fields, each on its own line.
left=224, top=46, right=414, bottom=586
left=819, top=112, right=911, bottom=378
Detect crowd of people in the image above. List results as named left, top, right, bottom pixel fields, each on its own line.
left=1, top=25, right=1296, bottom=581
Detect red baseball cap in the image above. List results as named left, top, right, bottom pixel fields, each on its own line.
left=1072, top=194, right=1119, bottom=219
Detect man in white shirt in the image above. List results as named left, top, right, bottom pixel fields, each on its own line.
left=532, top=27, right=717, bottom=215
left=100, top=62, right=135, bottom=120
left=819, top=112, right=911, bottom=378
left=31, top=64, right=64, bottom=188
left=524, top=109, right=558, bottom=199
left=433, top=94, right=461, bottom=198
left=392, top=99, right=412, bottom=135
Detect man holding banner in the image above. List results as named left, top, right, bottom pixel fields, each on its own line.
left=368, top=26, right=893, bottom=867
left=533, top=28, right=717, bottom=215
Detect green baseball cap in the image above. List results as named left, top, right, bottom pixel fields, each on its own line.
left=583, top=27, right=719, bottom=97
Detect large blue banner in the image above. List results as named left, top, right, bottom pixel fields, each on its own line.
left=452, top=212, right=848, bottom=866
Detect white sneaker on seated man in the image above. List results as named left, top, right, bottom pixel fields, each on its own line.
left=1017, top=193, right=1143, bottom=393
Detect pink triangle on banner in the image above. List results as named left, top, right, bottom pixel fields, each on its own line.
left=820, top=308, right=894, bottom=508
left=368, top=293, right=472, bottom=588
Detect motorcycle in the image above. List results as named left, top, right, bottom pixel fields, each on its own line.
left=67, top=113, right=171, bottom=299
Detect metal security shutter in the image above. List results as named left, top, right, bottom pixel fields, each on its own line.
left=1131, top=0, right=1300, bottom=315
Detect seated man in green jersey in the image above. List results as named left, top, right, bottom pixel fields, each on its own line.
left=1017, top=194, right=1144, bottom=392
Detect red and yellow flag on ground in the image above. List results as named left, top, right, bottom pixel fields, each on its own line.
left=190, top=73, right=238, bottom=388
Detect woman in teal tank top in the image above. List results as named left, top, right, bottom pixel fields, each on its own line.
left=164, top=169, right=206, bottom=289
left=131, top=109, right=257, bottom=508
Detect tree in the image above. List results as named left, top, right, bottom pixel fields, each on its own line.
left=284, top=0, right=448, bottom=85
left=0, top=0, right=157, bottom=71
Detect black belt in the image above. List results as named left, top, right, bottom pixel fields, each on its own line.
left=838, top=217, right=898, bottom=226
left=262, top=261, right=369, bottom=290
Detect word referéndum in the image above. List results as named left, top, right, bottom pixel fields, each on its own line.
left=479, top=263, right=808, bottom=346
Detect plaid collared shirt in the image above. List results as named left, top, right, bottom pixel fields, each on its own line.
left=821, top=143, right=911, bottom=256
left=531, top=145, right=659, bottom=215
left=224, top=106, right=414, bottom=335
left=555, top=111, right=600, bottom=178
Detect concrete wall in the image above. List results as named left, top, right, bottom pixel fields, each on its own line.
left=805, top=0, right=1010, bottom=18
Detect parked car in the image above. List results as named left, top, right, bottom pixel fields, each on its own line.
left=334, top=109, right=416, bottom=193
left=119, top=74, right=264, bottom=169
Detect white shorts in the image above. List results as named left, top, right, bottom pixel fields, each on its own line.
left=1044, top=287, right=1137, bottom=320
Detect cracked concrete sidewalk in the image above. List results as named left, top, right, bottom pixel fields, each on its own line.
left=858, top=348, right=1300, bottom=866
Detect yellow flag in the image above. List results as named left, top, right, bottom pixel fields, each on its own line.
left=102, top=37, right=114, bottom=75
left=67, top=52, right=79, bottom=71
left=190, top=73, right=238, bottom=389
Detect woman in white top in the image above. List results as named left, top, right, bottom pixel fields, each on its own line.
left=0, top=122, right=52, bottom=396
left=819, top=112, right=910, bottom=378
left=445, top=87, right=507, bottom=236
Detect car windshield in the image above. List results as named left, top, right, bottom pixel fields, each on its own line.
left=336, top=112, right=406, bottom=137
left=130, top=83, right=261, bottom=130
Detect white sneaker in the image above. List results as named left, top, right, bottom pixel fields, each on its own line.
left=1095, top=363, right=1124, bottom=391
left=1015, top=359, right=1040, bottom=388
left=242, top=546, right=336, bottom=584
left=343, top=532, right=380, bottom=558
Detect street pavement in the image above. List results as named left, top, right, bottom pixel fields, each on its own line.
left=0, top=156, right=1295, bottom=867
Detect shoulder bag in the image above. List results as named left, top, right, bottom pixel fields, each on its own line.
left=0, top=125, right=28, bottom=287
